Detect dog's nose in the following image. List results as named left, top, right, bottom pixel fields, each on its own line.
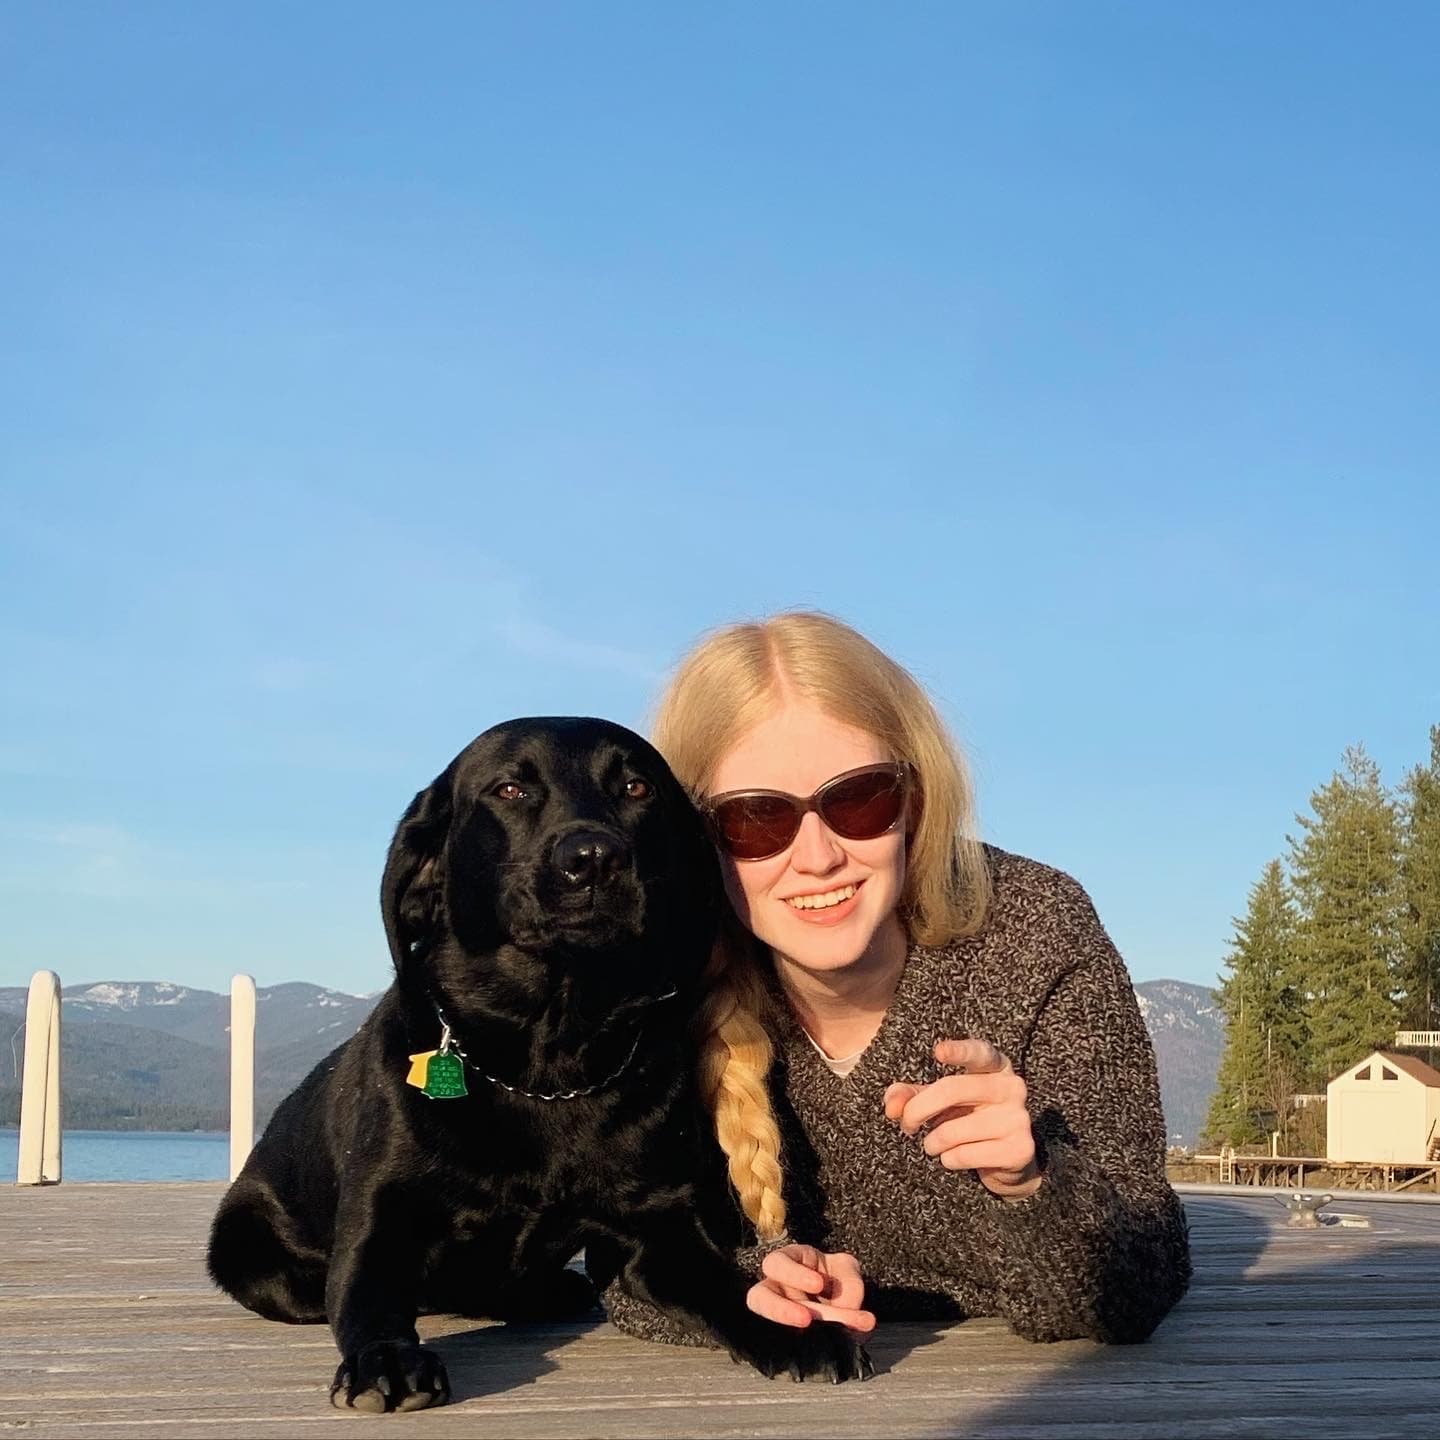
left=552, top=829, right=630, bottom=888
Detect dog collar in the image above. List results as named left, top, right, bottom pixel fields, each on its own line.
left=411, top=992, right=677, bottom=1102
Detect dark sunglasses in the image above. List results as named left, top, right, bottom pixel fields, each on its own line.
left=701, top=761, right=913, bottom=862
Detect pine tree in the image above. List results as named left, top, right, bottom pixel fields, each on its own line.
left=1398, top=725, right=1440, bottom=1032
left=1287, top=745, right=1403, bottom=1085
left=1203, top=859, right=1303, bottom=1146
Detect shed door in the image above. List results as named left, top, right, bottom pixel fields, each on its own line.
left=1341, top=1092, right=1400, bottom=1162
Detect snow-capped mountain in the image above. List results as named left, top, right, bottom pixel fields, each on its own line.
left=1133, top=979, right=1223, bottom=1148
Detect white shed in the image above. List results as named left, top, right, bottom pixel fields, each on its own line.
left=1326, top=1050, right=1440, bottom=1164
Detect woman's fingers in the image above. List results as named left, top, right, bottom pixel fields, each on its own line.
left=747, top=1249, right=877, bottom=1333
left=919, top=1105, right=1012, bottom=1155
left=759, top=1245, right=828, bottom=1293
left=937, top=1137, right=1038, bottom=1172
left=758, top=1291, right=874, bottom=1333
left=815, top=1250, right=867, bottom=1311
left=747, top=1278, right=817, bottom=1328
left=884, top=1037, right=1039, bottom=1187
left=811, top=1299, right=877, bottom=1332
left=932, top=1037, right=1009, bottom=1073
left=882, top=1081, right=920, bottom=1121
left=894, top=1069, right=1023, bottom=1134
left=759, top=1245, right=867, bottom=1307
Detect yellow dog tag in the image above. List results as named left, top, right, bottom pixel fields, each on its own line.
left=406, top=1051, right=438, bottom=1089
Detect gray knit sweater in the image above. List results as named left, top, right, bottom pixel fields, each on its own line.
left=603, top=847, right=1192, bottom=1346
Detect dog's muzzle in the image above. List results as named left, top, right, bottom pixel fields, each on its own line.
left=550, top=827, right=632, bottom=891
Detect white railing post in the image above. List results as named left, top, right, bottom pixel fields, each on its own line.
left=18, top=970, right=62, bottom=1185
left=229, top=974, right=256, bottom=1182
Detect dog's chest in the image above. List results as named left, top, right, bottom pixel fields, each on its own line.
left=436, top=1159, right=636, bottom=1274
left=437, top=1101, right=699, bottom=1241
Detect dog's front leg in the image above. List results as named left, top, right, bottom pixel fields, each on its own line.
left=622, top=1213, right=872, bottom=1383
left=325, top=1183, right=451, bottom=1413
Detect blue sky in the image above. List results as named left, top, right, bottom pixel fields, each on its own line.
left=2, top=2, right=1436, bottom=996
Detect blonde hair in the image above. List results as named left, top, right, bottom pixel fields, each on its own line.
left=652, top=610, right=990, bottom=1238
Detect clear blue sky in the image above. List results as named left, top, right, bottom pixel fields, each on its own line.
left=3, top=2, right=1436, bottom=996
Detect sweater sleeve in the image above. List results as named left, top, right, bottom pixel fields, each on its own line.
left=962, top=875, right=1192, bottom=1343
left=598, top=1232, right=781, bottom=1350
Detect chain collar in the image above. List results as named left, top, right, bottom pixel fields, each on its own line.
left=431, top=989, right=677, bottom=1102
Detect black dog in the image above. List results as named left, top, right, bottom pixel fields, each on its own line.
left=208, top=717, right=869, bottom=1411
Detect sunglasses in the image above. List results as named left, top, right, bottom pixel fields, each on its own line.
left=701, top=762, right=913, bottom=862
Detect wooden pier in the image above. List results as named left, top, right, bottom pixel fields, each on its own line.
left=2, top=1183, right=1437, bottom=1437
left=1180, top=1153, right=1440, bottom=1194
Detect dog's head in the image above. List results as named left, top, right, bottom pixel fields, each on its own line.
left=380, top=717, right=721, bottom=1003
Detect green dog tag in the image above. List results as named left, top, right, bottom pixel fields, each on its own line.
left=422, top=1051, right=467, bottom=1100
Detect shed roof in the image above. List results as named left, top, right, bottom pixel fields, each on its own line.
left=1328, top=1049, right=1440, bottom=1087
left=1376, top=1050, right=1440, bottom=1087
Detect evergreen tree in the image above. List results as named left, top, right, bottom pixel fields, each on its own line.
left=1398, top=725, right=1440, bottom=1032
left=1287, top=745, right=1403, bottom=1085
left=1203, top=859, right=1303, bottom=1146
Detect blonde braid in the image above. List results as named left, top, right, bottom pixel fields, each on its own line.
left=696, top=936, right=788, bottom=1242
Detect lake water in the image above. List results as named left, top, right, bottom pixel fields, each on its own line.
left=1, top=1129, right=230, bottom=1183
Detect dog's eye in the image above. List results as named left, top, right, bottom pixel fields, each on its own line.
left=494, top=782, right=529, bottom=802
left=624, top=778, right=650, bottom=800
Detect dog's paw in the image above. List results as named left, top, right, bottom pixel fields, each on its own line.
left=330, top=1340, right=451, bottom=1413
left=734, top=1319, right=875, bottom=1384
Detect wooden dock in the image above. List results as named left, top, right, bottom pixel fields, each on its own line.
left=2, top=1183, right=1437, bottom=1438
left=1179, top=1154, right=1440, bottom=1193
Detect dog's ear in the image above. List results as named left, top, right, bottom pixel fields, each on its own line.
left=380, top=773, right=453, bottom=972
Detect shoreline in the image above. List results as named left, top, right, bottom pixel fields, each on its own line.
left=0, top=1125, right=227, bottom=1136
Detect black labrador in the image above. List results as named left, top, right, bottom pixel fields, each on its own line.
left=208, top=716, right=869, bottom=1412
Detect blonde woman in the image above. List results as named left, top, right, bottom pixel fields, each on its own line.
left=604, top=611, right=1191, bottom=1348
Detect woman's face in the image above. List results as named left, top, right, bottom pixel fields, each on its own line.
left=707, top=699, right=908, bottom=981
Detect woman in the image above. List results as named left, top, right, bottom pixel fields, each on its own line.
left=605, top=611, right=1190, bottom=1348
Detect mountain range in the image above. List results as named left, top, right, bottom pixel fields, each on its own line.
left=0, top=980, right=377, bottom=1133
left=2, top=976, right=1222, bottom=1145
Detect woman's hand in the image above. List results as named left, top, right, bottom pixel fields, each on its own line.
left=884, top=1038, right=1043, bottom=1199
left=745, top=1244, right=877, bottom=1333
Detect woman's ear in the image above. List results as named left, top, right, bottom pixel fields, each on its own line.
left=379, top=772, right=454, bottom=972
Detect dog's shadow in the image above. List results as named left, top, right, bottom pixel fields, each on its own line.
left=862, top=1315, right=963, bottom=1374
left=425, top=1307, right=958, bottom=1405
left=424, top=1315, right=601, bottom=1403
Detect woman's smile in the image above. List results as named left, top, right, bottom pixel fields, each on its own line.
left=782, top=880, right=863, bottom=924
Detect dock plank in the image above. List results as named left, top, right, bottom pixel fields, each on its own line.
left=1, top=1184, right=1437, bottom=1437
